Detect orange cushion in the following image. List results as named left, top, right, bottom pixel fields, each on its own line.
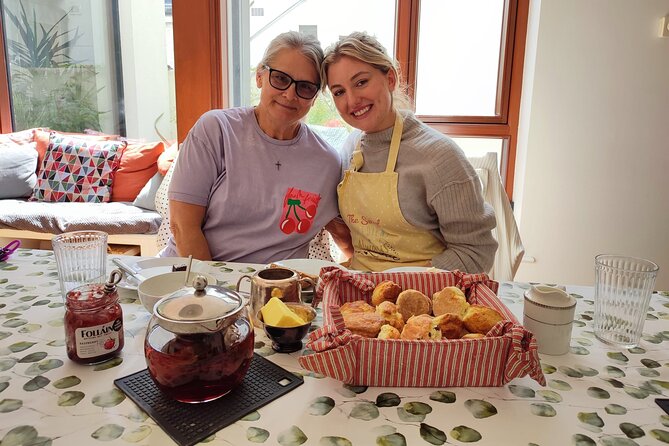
left=111, top=141, right=166, bottom=202
left=157, top=142, right=179, bottom=175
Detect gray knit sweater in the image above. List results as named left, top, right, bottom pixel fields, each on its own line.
left=340, top=111, right=498, bottom=273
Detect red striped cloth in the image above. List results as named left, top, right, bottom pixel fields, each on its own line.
left=300, top=268, right=546, bottom=387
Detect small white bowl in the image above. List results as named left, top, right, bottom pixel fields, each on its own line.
left=137, top=271, right=218, bottom=313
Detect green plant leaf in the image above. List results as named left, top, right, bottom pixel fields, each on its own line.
left=508, top=384, right=535, bottom=398
left=429, top=390, right=456, bottom=403
left=530, top=403, right=556, bottom=417
left=319, top=437, right=352, bottom=446
left=277, top=425, right=307, bottom=445
left=91, top=424, right=124, bottom=441
left=0, top=398, right=22, bottom=412
left=92, top=388, right=126, bottom=407
left=449, top=426, right=482, bottom=442
left=577, top=412, right=604, bottom=427
left=419, top=423, right=447, bottom=445
left=376, top=392, right=401, bottom=407
left=246, top=427, right=269, bottom=443
left=350, top=402, right=379, bottom=420
left=464, top=399, right=497, bottom=418
left=309, top=396, right=335, bottom=415
left=23, top=375, right=49, bottom=391
left=375, top=433, right=407, bottom=446
left=57, top=391, right=84, bottom=406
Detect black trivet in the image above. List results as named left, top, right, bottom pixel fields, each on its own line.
left=114, top=354, right=303, bottom=446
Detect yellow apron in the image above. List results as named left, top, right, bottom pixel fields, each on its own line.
left=338, top=114, right=444, bottom=271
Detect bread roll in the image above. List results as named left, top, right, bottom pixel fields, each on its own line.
left=378, top=324, right=401, bottom=340
left=401, top=315, right=442, bottom=341
left=462, top=333, right=486, bottom=339
left=375, top=301, right=404, bottom=331
left=396, top=289, right=431, bottom=321
left=433, top=313, right=465, bottom=339
left=432, top=286, right=469, bottom=316
left=340, top=300, right=375, bottom=316
left=463, top=305, right=504, bottom=334
left=343, top=312, right=384, bottom=338
left=371, top=280, right=402, bottom=306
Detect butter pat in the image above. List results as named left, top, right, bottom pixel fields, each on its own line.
left=261, top=297, right=306, bottom=327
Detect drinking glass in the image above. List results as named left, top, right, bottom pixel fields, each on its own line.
left=593, top=254, right=659, bottom=348
left=52, top=231, right=108, bottom=300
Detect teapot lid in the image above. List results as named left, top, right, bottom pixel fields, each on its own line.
left=154, top=275, right=245, bottom=331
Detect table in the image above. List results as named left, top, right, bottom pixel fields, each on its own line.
left=1, top=249, right=668, bottom=445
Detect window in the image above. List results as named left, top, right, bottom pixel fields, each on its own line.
left=0, top=0, right=177, bottom=142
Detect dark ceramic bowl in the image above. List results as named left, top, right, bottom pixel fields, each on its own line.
left=258, top=302, right=316, bottom=353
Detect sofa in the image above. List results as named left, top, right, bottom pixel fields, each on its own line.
left=0, top=128, right=176, bottom=256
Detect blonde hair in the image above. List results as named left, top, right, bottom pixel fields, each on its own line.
left=322, top=31, right=411, bottom=110
left=258, top=31, right=325, bottom=89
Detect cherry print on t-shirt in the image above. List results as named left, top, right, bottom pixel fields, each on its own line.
left=279, top=188, right=321, bottom=235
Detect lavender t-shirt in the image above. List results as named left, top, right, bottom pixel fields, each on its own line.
left=162, top=107, right=342, bottom=263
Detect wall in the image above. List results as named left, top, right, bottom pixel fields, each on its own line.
left=514, top=0, right=669, bottom=289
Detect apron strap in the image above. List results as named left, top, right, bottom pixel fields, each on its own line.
left=385, top=113, right=403, bottom=173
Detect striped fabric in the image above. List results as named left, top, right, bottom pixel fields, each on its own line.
left=300, top=268, right=546, bottom=387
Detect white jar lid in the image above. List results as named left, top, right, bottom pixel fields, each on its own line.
left=524, top=285, right=576, bottom=325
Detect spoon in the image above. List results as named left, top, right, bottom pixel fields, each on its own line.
left=184, top=255, right=194, bottom=286
left=112, top=258, right=148, bottom=282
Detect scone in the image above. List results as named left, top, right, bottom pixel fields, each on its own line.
left=400, top=315, right=442, bottom=341
left=463, top=305, right=505, bottom=334
left=377, top=324, right=401, bottom=340
left=462, top=333, right=486, bottom=339
left=340, top=300, right=375, bottom=316
left=432, top=286, right=469, bottom=316
left=396, top=289, right=431, bottom=321
left=371, top=280, right=402, bottom=306
left=343, top=312, right=384, bottom=338
left=433, top=313, right=465, bottom=339
left=375, top=301, right=405, bottom=331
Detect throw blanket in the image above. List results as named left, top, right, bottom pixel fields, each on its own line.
left=0, top=199, right=161, bottom=235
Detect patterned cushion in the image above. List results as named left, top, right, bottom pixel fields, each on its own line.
left=31, top=135, right=125, bottom=203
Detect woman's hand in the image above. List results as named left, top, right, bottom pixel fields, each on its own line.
left=169, top=200, right=212, bottom=260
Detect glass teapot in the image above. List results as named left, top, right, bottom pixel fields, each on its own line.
left=144, top=275, right=254, bottom=403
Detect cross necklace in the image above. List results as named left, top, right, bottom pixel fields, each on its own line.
left=275, top=161, right=282, bottom=170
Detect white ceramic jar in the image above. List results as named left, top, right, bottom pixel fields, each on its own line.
left=523, top=285, right=576, bottom=355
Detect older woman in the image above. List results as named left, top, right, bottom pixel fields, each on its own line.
left=162, top=31, right=351, bottom=263
left=322, top=32, right=497, bottom=273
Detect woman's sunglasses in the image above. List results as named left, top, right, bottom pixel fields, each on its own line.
left=264, top=65, right=319, bottom=100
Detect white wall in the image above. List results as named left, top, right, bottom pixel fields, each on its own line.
left=514, top=0, right=669, bottom=289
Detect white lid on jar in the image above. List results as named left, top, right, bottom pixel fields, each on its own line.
left=523, top=285, right=576, bottom=325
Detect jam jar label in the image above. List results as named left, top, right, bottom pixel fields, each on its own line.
left=74, top=317, right=123, bottom=359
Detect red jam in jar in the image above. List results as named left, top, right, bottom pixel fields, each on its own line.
left=64, top=271, right=124, bottom=364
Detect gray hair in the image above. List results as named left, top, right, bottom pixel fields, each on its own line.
left=258, top=31, right=325, bottom=88
left=322, top=31, right=411, bottom=110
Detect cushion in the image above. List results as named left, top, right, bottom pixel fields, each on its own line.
left=31, top=135, right=125, bottom=203
left=132, top=171, right=163, bottom=210
left=0, top=141, right=38, bottom=198
left=34, top=129, right=112, bottom=173
left=157, top=142, right=179, bottom=175
left=111, top=141, right=165, bottom=202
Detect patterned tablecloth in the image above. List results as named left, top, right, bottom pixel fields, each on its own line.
left=1, top=249, right=668, bottom=446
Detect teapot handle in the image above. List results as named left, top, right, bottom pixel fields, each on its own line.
left=300, top=277, right=318, bottom=308
left=236, top=275, right=253, bottom=293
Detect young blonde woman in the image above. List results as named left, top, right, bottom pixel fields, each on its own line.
left=322, top=31, right=497, bottom=273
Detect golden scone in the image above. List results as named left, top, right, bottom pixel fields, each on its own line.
left=463, top=305, right=505, bottom=334
left=371, top=280, right=402, bottom=306
left=375, top=301, right=405, bottom=331
left=340, top=300, right=375, bottom=316
left=432, top=286, right=469, bottom=316
left=462, top=333, right=486, bottom=339
left=396, top=289, right=431, bottom=322
left=378, top=324, right=401, bottom=340
left=433, top=313, right=465, bottom=339
left=400, top=315, right=442, bottom=341
left=343, top=312, right=384, bottom=338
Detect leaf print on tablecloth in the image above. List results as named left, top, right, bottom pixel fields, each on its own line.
left=23, top=375, right=49, bottom=391
left=464, top=400, right=497, bottom=418
left=0, top=382, right=8, bottom=393
left=46, top=339, right=65, bottom=347
left=623, top=385, right=649, bottom=399
left=639, top=368, right=660, bottom=378
left=18, top=324, right=42, bottom=333
left=121, top=425, right=152, bottom=442
left=605, top=366, right=625, bottom=378
left=577, top=412, right=604, bottom=428
left=576, top=366, right=598, bottom=377
left=508, top=384, right=535, bottom=398
left=239, top=267, right=256, bottom=274
left=420, top=423, right=447, bottom=445
left=602, top=378, right=625, bottom=388
left=3, top=319, right=27, bottom=328
left=31, top=299, right=50, bottom=307
left=537, top=390, right=562, bottom=403
left=25, top=359, right=63, bottom=375
left=600, top=437, right=640, bottom=445
left=571, top=346, right=590, bottom=355
left=548, top=379, right=572, bottom=391
left=0, top=426, right=51, bottom=446
left=2, top=312, right=21, bottom=319
left=376, top=392, right=401, bottom=407
left=91, top=424, right=124, bottom=441
left=18, top=352, right=47, bottom=363
left=277, top=425, right=307, bottom=445
left=376, top=432, right=407, bottom=446
left=642, top=333, right=663, bottom=344
left=0, top=358, right=16, bottom=371
left=650, top=429, right=669, bottom=443
left=247, top=427, right=269, bottom=443
left=47, top=302, right=63, bottom=308
left=242, top=410, right=260, bottom=421
left=559, top=366, right=583, bottom=378
left=619, top=422, right=645, bottom=439
left=93, top=357, right=123, bottom=371
left=57, top=391, right=84, bottom=406
left=350, top=402, right=379, bottom=420
left=397, top=407, right=425, bottom=422
left=541, top=363, right=557, bottom=374
left=587, top=387, right=610, bottom=399
left=429, top=390, right=456, bottom=403
left=18, top=295, right=38, bottom=302
left=607, top=352, right=629, bottom=362
left=604, top=404, right=627, bottom=415
left=642, top=381, right=663, bottom=395
left=320, top=436, right=353, bottom=446
left=571, top=433, right=596, bottom=445
left=642, top=358, right=661, bottom=368
left=309, top=396, right=335, bottom=415
left=92, top=388, right=126, bottom=407
left=344, top=384, right=368, bottom=394
left=450, top=426, right=482, bottom=442
left=0, top=291, right=16, bottom=297
left=530, top=403, right=556, bottom=417
left=0, top=398, right=22, bottom=412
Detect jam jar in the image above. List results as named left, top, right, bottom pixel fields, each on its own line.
left=145, top=275, right=254, bottom=403
left=65, top=270, right=124, bottom=364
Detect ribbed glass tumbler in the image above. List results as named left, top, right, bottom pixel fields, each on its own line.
left=52, top=231, right=108, bottom=301
left=593, top=254, right=659, bottom=348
